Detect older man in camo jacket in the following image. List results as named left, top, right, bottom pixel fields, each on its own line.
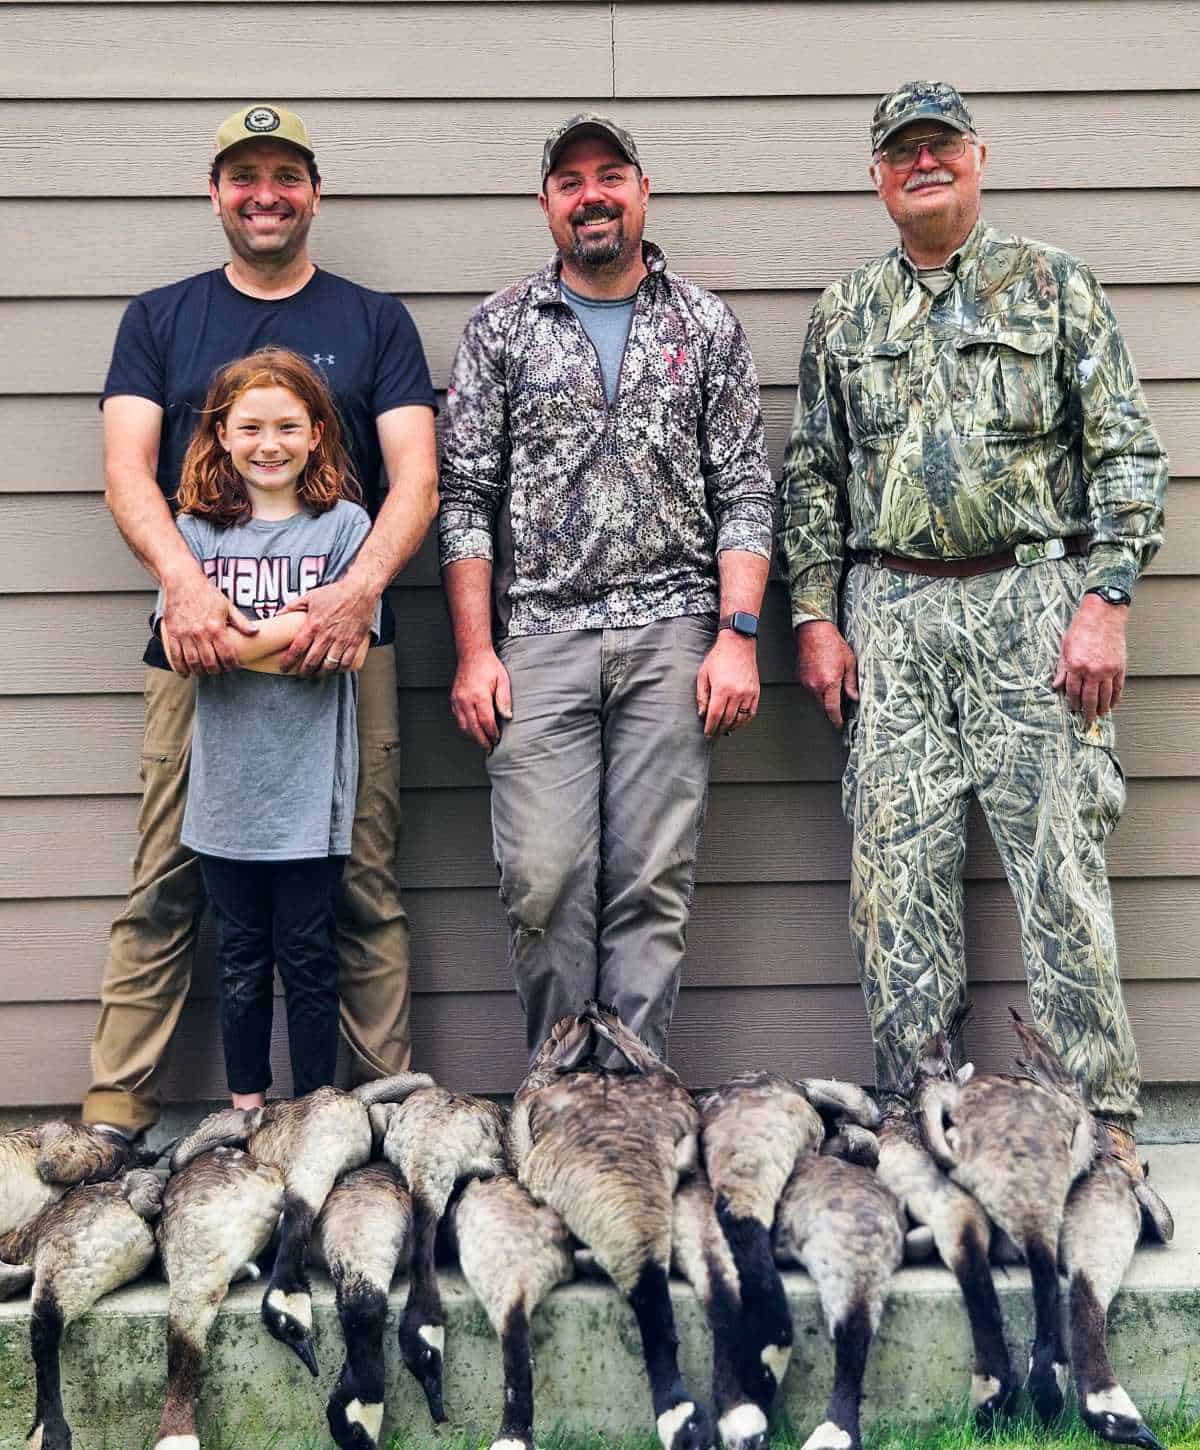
left=439, top=114, right=774, bottom=1059
left=778, top=81, right=1168, bottom=1174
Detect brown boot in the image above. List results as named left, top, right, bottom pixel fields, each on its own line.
left=1100, top=1122, right=1146, bottom=1183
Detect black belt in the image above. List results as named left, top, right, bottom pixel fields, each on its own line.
left=852, top=536, right=1089, bottom=578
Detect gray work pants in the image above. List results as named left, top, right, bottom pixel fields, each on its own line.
left=486, top=617, right=716, bottom=1059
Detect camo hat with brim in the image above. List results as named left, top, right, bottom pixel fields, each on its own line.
left=870, top=81, right=975, bottom=154
left=214, top=104, right=315, bottom=164
left=541, top=113, right=640, bottom=185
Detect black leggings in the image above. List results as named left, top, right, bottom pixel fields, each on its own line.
left=199, top=854, right=346, bottom=1098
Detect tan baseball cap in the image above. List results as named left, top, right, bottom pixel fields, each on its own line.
left=213, top=104, right=315, bottom=164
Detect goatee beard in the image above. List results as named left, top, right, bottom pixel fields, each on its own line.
left=570, top=218, right=627, bottom=270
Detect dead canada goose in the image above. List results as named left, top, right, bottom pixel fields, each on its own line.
left=0, top=1169, right=161, bottom=1450
left=169, top=1071, right=433, bottom=1379
left=443, top=1172, right=573, bottom=1450
left=918, top=1009, right=1100, bottom=1425
left=771, top=1151, right=905, bottom=1450
left=670, top=1168, right=769, bottom=1450
left=1060, top=1153, right=1170, bottom=1450
left=697, top=1073, right=880, bottom=1414
left=875, top=1105, right=1017, bottom=1427
left=153, top=1145, right=285, bottom=1450
left=512, top=1003, right=714, bottom=1450
left=312, top=1162, right=413, bottom=1450
left=0, top=1121, right=158, bottom=1237
left=368, top=1083, right=508, bottom=1424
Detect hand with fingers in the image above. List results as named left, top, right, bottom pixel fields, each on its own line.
left=161, top=571, right=258, bottom=676
left=1053, top=592, right=1128, bottom=724
left=278, top=576, right=373, bottom=677
left=794, top=619, right=858, bottom=729
left=450, top=647, right=513, bottom=750
left=697, top=630, right=760, bottom=738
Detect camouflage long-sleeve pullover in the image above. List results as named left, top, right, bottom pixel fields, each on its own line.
left=439, top=242, right=774, bottom=636
left=778, top=220, right=1168, bottom=625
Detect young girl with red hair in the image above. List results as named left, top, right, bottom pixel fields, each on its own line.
left=161, top=346, right=377, bottom=1109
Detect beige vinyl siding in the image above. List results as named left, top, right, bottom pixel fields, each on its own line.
left=0, top=0, right=1197, bottom=1103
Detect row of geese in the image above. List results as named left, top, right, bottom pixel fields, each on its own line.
left=0, top=1002, right=1175, bottom=1450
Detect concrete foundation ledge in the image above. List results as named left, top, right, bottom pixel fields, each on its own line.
left=0, top=1147, right=1196, bottom=1450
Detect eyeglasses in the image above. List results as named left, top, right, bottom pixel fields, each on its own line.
left=878, top=132, right=972, bottom=171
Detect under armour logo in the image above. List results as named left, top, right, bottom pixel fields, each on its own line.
left=312, top=353, right=335, bottom=366
left=662, top=345, right=686, bottom=379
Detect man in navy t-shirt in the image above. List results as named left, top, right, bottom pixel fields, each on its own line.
left=85, top=104, right=438, bottom=1139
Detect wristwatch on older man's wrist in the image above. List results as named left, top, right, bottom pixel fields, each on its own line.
left=719, top=611, right=759, bottom=639
left=1085, top=585, right=1131, bottom=607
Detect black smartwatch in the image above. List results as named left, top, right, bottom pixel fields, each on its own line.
left=1085, top=585, right=1131, bottom=607
left=719, top=611, right=759, bottom=639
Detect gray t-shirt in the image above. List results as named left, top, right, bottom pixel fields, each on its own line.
left=560, top=280, right=637, bottom=403
left=158, top=500, right=379, bottom=861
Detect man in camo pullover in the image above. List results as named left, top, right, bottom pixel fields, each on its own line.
left=779, top=81, right=1167, bottom=1175
left=439, top=114, right=774, bottom=1059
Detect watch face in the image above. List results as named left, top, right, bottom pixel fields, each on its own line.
left=1092, top=585, right=1130, bottom=606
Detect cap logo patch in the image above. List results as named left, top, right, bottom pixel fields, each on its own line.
left=245, top=107, right=281, bottom=134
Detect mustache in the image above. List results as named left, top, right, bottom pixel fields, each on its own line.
left=904, top=168, right=954, bottom=192
left=572, top=206, right=620, bottom=226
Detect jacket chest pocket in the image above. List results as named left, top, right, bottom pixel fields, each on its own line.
left=838, top=339, right=911, bottom=446
left=952, top=325, right=1058, bottom=437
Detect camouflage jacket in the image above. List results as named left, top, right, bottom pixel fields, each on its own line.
left=778, top=220, right=1168, bottom=625
left=439, top=242, right=774, bottom=636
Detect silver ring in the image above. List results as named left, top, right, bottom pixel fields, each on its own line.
left=736, top=706, right=752, bottom=715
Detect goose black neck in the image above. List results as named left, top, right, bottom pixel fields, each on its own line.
left=703, top=1249, right=748, bottom=1413
left=157, top=1331, right=204, bottom=1441
left=826, top=1301, right=870, bottom=1446
left=628, top=1260, right=686, bottom=1416
left=30, top=1293, right=68, bottom=1446
left=953, top=1220, right=1013, bottom=1383
left=1069, top=1272, right=1113, bottom=1397
left=1027, top=1239, right=1067, bottom=1368
left=715, top=1203, right=792, bottom=1360
left=336, top=1272, right=388, bottom=1404
left=273, top=1192, right=316, bottom=1292
left=405, top=1193, right=445, bottom=1321
left=498, top=1300, right=535, bottom=1442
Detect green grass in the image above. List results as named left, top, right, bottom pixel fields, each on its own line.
left=125, top=1400, right=1200, bottom=1450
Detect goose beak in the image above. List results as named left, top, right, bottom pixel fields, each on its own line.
left=292, top=1334, right=320, bottom=1377
left=1126, top=1427, right=1165, bottom=1450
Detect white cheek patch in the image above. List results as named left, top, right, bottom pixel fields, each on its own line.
left=1054, top=1362, right=1069, bottom=1394
left=418, top=1323, right=445, bottom=1353
left=491, top=1439, right=530, bottom=1450
left=266, top=1287, right=312, bottom=1330
left=657, top=1401, right=698, bottom=1450
left=1086, top=1387, right=1139, bottom=1420
left=719, top=1401, right=768, bottom=1446
left=27, top=1426, right=44, bottom=1450
left=155, top=1439, right=201, bottom=1450
left=800, top=1421, right=852, bottom=1450
left=761, top=1342, right=792, bottom=1387
left=970, top=1374, right=1001, bottom=1409
left=344, top=1399, right=384, bottom=1441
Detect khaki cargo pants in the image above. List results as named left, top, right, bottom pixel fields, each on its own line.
left=84, top=646, right=411, bottom=1134
left=841, top=557, right=1141, bottom=1123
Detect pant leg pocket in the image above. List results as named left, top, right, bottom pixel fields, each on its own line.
left=1068, top=711, right=1126, bottom=839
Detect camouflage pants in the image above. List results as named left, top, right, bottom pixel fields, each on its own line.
left=841, top=557, right=1140, bottom=1122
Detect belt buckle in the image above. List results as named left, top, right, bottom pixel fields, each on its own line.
left=1015, top=538, right=1066, bottom=567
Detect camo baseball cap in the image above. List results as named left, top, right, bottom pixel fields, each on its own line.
left=214, top=104, right=315, bottom=164
left=541, top=113, right=640, bottom=186
left=870, top=81, right=976, bottom=154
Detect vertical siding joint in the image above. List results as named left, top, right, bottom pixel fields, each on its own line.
left=610, top=1, right=616, bottom=97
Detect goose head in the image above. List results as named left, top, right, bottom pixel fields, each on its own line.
left=262, top=1287, right=319, bottom=1375
left=656, top=1398, right=715, bottom=1450
left=1081, top=1388, right=1164, bottom=1450
left=326, top=1368, right=385, bottom=1449
left=716, top=1399, right=769, bottom=1450
left=399, top=1317, right=446, bottom=1423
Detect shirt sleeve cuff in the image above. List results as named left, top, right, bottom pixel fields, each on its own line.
left=1084, top=542, right=1141, bottom=598
left=715, top=519, right=774, bottom=559
left=439, top=526, right=495, bottom=568
left=790, top=594, right=838, bottom=628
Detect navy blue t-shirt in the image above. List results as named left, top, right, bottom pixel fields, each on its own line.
left=103, top=265, right=437, bottom=657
